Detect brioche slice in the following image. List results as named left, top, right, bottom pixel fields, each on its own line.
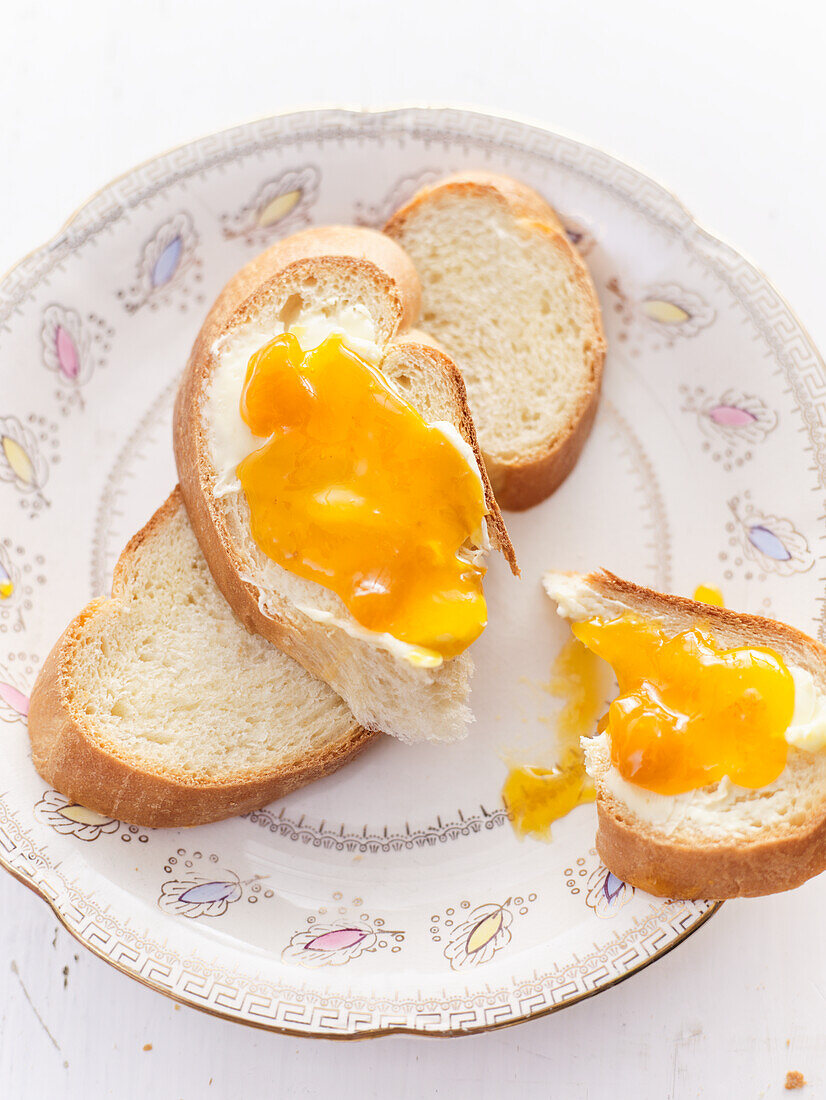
left=28, top=490, right=374, bottom=828
left=543, top=570, right=826, bottom=899
left=174, top=226, right=516, bottom=745
left=384, top=172, right=606, bottom=511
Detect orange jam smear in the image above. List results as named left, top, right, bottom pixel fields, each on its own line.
left=693, top=584, right=724, bottom=607
left=572, top=615, right=794, bottom=795
left=237, top=333, right=488, bottom=661
left=503, top=639, right=602, bottom=839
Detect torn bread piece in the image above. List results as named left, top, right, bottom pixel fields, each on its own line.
left=385, top=172, right=606, bottom=510
left=174, top=226, right=516, bottom=744
left=544, top=570, right=826, bottom=898
left=28, top=490, right=375, bottom=828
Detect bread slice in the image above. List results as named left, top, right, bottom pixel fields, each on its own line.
left=28, top=490, right=375, bottom=828
left=384, top=171, right=607, bottom=511
left=543, top=570, right=826, bottom=899
left=174, top=226, right=517, bottom=745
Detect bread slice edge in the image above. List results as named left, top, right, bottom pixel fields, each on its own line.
left=544, top=569, right=826, bottom=898
left=174, top=228, right=516, bottom=743
left=384, top=171, right=607, bottom=511
left=28, top=489, right=375, bottom=828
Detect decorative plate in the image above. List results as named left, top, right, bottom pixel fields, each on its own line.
left=1, top=106, right=821, bottom=1039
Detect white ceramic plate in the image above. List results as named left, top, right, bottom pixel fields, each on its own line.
left=2, top=106, right=822, bottom=1038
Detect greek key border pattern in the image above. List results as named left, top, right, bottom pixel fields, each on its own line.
left=0, top=801, right=715, bottom=1035
left=1, top=106, right=815, bottom=1034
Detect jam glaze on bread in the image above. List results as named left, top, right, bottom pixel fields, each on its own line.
left=174, top=227, right=516, bottom=744
left=544, top=570, right=826, bottom=899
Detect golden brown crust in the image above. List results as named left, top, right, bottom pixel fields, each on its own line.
left=390, top=170, right=566, bottom=232
left=174, top=225, right=516, bottom=679
left=384, top=331, right=518, bottom=574
left=197, top=226, right=422, bottom=352
left=384, top=173, right=607, bottom=511
left=27, top=489, right=376, bottom=829
left=594, top=797, right=826, bottom=899
left=578, top=570, right=826, bottom=898
left=587, top=569, right=826, bottom=669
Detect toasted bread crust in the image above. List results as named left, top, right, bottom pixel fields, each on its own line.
left=385, top=330, right=517, bottom=574
left=197, top=226, right=422, bottom=351
left=27, top=489, right=376, bottom=828
left=173, top=226, right=516, bottom=695
left=585, top=569, right=826, bottom=669
left=384, top=172, right=607, bottom=511
left=595, top=797, right=826, bottom=899
left=572, top=570, right=826, bottom=898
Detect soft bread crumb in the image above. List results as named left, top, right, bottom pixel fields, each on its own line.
left=27, top=490, right=371, bottom=829
left=553, top=570, right=826, bottom=842
left=189, top=246, right=513, bottom=743
left=545, top=569, right=826, bottom=898
left=70, top=501, right=357, bottom=776
left=384, top=176, right=605, bottom=505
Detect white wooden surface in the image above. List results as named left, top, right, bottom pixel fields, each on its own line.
left=2, top=1, right=825, bottom=1095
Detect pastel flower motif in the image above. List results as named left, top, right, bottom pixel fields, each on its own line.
left=221, top=166, right=320, bottom=245
left=34, top=790, right=119, bottom=840
left=0, top=544, right=17, bottom=603
left=158, top=875, right=242, bottom=918
left=681, top=389, right=778, bottom=470
left=353, top=168, right=443, bottom=228
left=442, top=900, right=514, bottom=970
left=41, top=306, right=91, bottom=386
left=728, top=498, right=813, bottom=575
left=585, top=865, right=634, bottom=918
left=0, top=666, right=28, bottom=723
left=40, top=305, right=112, bottom=414
left=0, top=416, right=49, bottom=505
left=701, top=391, right=776, bottom=443
left=120, top=212, right=200, bottom=313
left=0, top=544, right=41, bottom=634
left=639, top=284, right=715, bottom=338
left=281, top=922, right=382, bottom=968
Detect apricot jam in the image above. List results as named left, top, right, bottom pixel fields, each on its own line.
left=237, top=333, right=488, bottom=662
left=693, top=584, right=724, bottom=607
left=502, top=764, right=595, bottom=839
left=572, top=615, right=794, bottom=795
left=503, top=639, right=602, bottom=839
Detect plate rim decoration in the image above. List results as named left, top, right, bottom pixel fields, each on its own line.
left=11, top=103, right=826, bottom=1039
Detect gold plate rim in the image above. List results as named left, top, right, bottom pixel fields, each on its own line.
left=0, top=849, right=723, bottom=1040
left=6, top=101, right=789, bottom=1039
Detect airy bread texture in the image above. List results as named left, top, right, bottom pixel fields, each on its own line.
left=384, top=172, right=607, bottom=510
left=28, top=490, right=374, bottom=827
left=543, top=570, right=826, bottom=899
left=174, top=226, right=516, bottom=745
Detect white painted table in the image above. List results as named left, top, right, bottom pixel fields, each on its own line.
left=2, top=1, right=825, bottom=1095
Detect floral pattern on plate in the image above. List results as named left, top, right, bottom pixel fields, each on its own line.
left=727, top=495, right=814, bottom=577
left=0, top=541, right=45, bottom=635
left=118, top=212, right=202, bottom=313
left=221, top=166, right=320, bottom=245
left=0, top=415, right=58, bottom=515
left=606, top=277, right=715, bottom=353
left=2, top=106, right=822, bottom=1037
left=431, top=896, right=535, bottom=970
left=681, top=386, right=778, bottom=469
left=34, top=790, right=121, bottom=841
left=40, top=305, right=113, bottom=414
